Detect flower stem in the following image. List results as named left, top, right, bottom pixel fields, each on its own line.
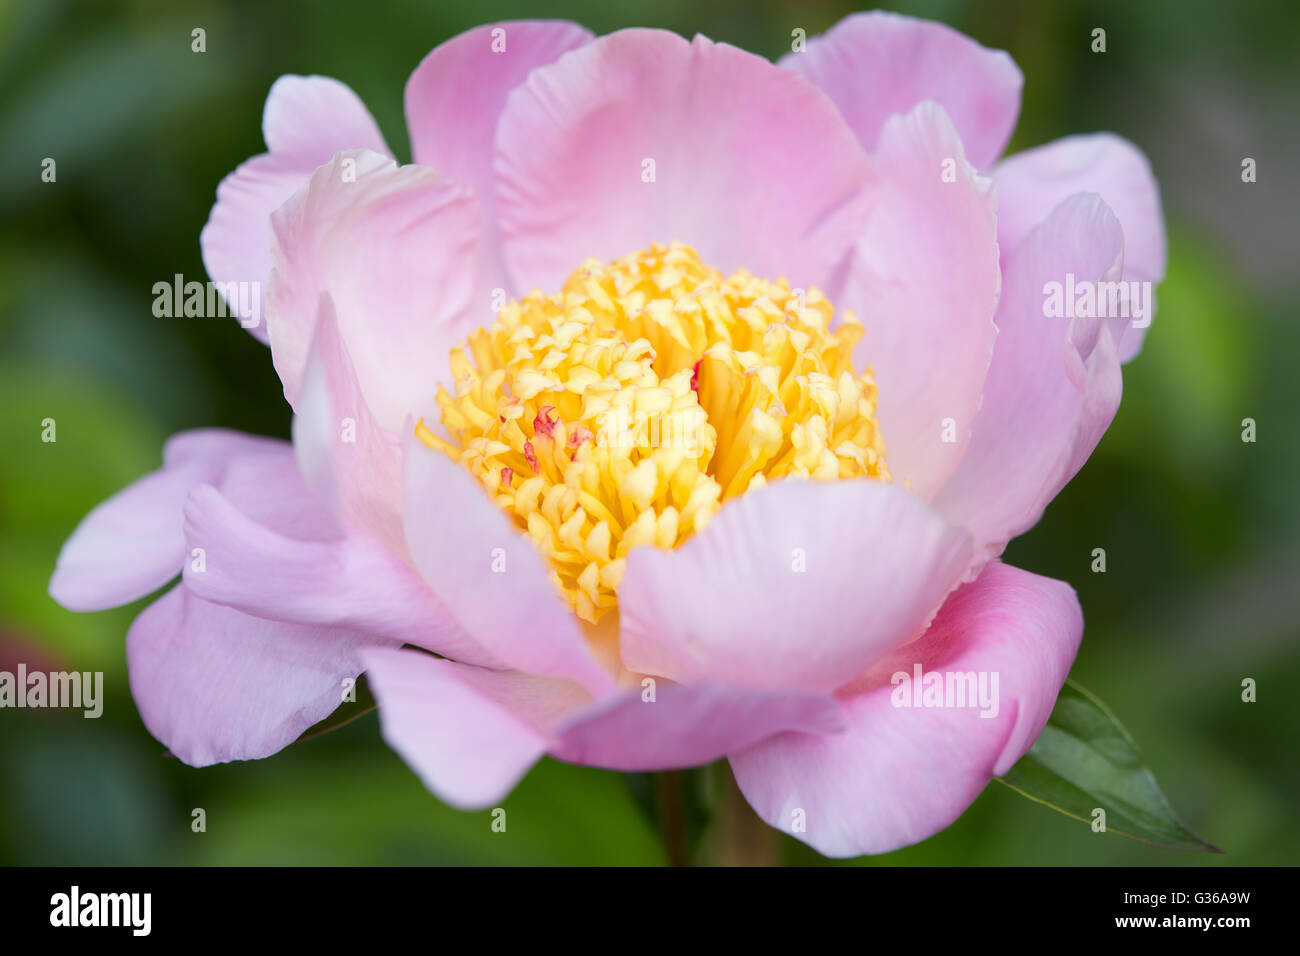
left=653, top=770, right=689, bottom=866
left=704, top=761, right=780, bottom=866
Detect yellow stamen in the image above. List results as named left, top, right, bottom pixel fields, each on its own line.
left=419, top=242, right=890, bottom=623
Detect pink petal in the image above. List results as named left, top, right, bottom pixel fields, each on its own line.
left=363, top=649, right=847, bottom=799
left=200, top=76, right=390, bottom=341
left=837, top=101, right=1001, bottom=499
left=129, top=585, right=378, bottom=766
left=49, top=430, right=284, bottom=611
left=405, top=20, right=593, bottom=303
left=267, top=149, right=480, bottom=430
left=552, top=681, right=845, bottom=771
left=180, top=481, right=505, bottom=670
left=618, top=477, right=972, bottom=693
left=494, top=28, right=871, bottom=295
left=730, top=561, right=1081, bottom=857
left=361, top=646, right=588, bottom=808
left=933, top=193, right=1125, bottom=564
left=782, top=11, right=1022, bottom=170
left=994, top=134, right=1167, bottom=360
left=402, top=437, right=616, bottom=696
left=202, top=441, right=340, bottom=541
left=292, top=296, right=406, bottom=557
left=162, top=428, right=287, bottom=471
left=261, top=75, right=389, bottom=163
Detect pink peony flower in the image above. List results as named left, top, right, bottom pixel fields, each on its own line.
left=49, top=13, right=1164, bottom=857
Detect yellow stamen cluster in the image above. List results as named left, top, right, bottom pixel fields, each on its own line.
left=417, top=242, right=889, bottom=623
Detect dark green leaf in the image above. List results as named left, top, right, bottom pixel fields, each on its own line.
left=998, top=680, right=1220, bottom=851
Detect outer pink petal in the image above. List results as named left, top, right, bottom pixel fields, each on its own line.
left=782, top=11, right=1022, bottom=170
left=129, top=585, right=377, bottom=766
left=292, top=297, right=406, bottom=557
left=402, top=437, right=616, bottom=696
left=361, top=646, right=588, bottom=808
left=551, top=681, right=845, bottom=772
left=730, top=561, right=1081, bottom=858
left=836, top=101, right=1001, bottom=499
left=994, top=134, right=1167, bottom=360
left=200, top=76, right=390, bottom=341
left=267, top=149, right=479, bottom=430
left=180, top=482, right=505, bottom=670
left=48, top=430, right=284, bottom=611
left=199, top=440, right=339, bottom=540
left=495, top=28, right=871, bottom=295
left=260, top=75, right=389, bottom=162
left=933, top=193, right=1125, bottom=563
left=405, top=20, right=594, bottom=304
left=362, top=648, right=847, bottom=797
left=618, top=477, right=972, bottom=693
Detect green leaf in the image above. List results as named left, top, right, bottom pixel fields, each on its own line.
left=998, top=679, right=1220, bottom=851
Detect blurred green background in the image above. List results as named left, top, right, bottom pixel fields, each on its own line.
left=1, top=0, right=1296, bottom=865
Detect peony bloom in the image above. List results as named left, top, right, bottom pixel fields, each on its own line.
left=49, top=13, right=1164, bottom=857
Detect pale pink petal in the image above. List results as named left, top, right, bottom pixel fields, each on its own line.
left=267, top=149, right=480, bottom=430
left=261, top=75, right=389, bottom=163
left=129, top=585, right=377, bottom=766
left=495, top=28, right=871, bottom=295
left=552, top=681, right=845, bottom=771
left=363, top=648, right=847, bottom=794
left=49, top=430, right=284, bottom=611
left=200, top=76, right=390, bottom=341
left=933, top=193, right=1125, bottom=563
left=402, top=437, right=616, bottom=696
left=201, top=154, right=304, bottom=344
left=994, top=134, right=1167, bottom=360
left=405, top=20, right=593, bottom=304
left=180, top=482, right=505, bottom=670
left=618, top=477, right=972, bottom=693
left=291, top=296, right=406, bottom=557
left=162, top=428, right=288, bottom=472
left=730, top=561, right=1081, bottom=857
left=203, top=442, right=340, bottom=541
left=782, top=11, right=1022, bottom=170
left=50, top=467, right=209, bottom=612
left=361, top=646, right=589, bottom=808
left=837, top=101, right=1001, bottom=499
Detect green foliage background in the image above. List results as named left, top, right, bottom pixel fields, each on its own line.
left=1, top=0, right=1296, bottom=865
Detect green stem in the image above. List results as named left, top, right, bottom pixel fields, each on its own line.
left=654, top=770, right=689, bottom=866
left=704, top=761, right=779, bottom=866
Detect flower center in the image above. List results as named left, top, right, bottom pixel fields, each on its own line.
left=417, top=242, right=890, bottom=623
